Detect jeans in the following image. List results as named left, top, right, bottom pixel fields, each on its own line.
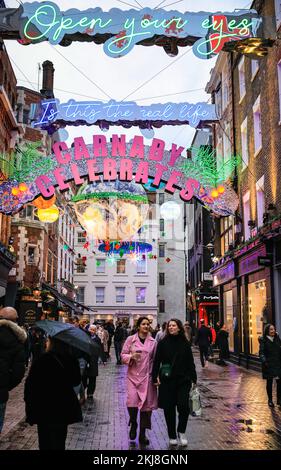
left=0, top=402, right=7, bottom=434
left=266, top=378, right=281, bottom=402
left=82, top=375, right=97, bottom=396
left=163, top=383, right=191, bottom=439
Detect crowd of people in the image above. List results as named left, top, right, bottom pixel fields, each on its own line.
left=0, top=305, right=281, bottom=450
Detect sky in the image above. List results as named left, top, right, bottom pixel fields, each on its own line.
left=4, top=0, right=253, bottom=149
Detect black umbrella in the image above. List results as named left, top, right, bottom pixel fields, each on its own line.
left=36, top=320, right=99, bottom=357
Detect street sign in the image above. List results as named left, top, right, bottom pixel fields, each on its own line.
left=258, top=256, right=272, bottom=267
left=202, top=272, right=213, bottom=281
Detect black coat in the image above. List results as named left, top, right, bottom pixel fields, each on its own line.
left=0, top=319, right=27, bottom=403
left=85, top=336, right=101, bottom=377
left=24, top=351, right=83, bottom=426
left=259, top=335, right=281, bottom=379
left=152, top=334, right=197, bottom=408
left=217, top=330, right=230, bottom=359
left=196, top=325, right=212, bottom=348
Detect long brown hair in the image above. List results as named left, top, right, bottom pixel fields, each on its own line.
left=166, top=318, right=188, bottom=341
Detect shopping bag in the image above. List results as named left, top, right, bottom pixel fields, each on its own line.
left=189, top=384, right=202, bottom=417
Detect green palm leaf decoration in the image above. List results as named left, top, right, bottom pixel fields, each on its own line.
left=180, top=146, right=241, bottom=188
left=0, top=142, right=56, bottom=183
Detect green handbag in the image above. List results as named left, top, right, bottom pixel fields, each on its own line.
left=160, top=363, right=172, bottom=379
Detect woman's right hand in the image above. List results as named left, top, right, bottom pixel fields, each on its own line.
left=131, top=352, right=141, bottom=361
left=154, top=378, right=161, bottom=387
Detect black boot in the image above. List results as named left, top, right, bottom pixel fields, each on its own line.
left=128, top=408, right=138, bottom=441
left=129, top=421, right=137, bottom=440
left=139, top=428, right=149, bottom=446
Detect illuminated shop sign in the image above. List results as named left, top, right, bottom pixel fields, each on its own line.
left=19, top=2, right=261, bottom=59
left=33, top=99, right=217, bottom=130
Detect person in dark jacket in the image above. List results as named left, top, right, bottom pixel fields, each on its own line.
left=82, top=325, right=101, bottom=399
left=216, top=325, right=230, bottom=366
left=24, top=336, right=82, bottom=450
left=114, top=322, right=126, bottom=364
left=152, top=318, right=197, bottom=447
left=0, top=307, right=27, bottom=434
left=195, top=319, right=212, bottom=368
left=259, top=324, right=281, bottom=408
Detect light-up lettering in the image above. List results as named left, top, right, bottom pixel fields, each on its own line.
left=19, top=2, right=260, bottom=59
left=33, top=99, right=217, bottom=130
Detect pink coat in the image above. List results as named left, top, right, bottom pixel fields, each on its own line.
left=121, top=333, right=158, bottom=412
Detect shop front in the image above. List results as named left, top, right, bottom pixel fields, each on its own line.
left=92, top=308, right=157, bottom=327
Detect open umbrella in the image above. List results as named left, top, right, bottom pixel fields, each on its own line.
left=36, top=320, right=99, bottom=357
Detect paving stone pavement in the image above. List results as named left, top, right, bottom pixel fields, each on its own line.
left=1, top=350, right=281, bottom=450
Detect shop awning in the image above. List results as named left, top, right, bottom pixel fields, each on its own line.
left=42, top=283, right=94, bottom=313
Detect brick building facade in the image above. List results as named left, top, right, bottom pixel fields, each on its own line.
left=208, top=0, right=281, bottom=369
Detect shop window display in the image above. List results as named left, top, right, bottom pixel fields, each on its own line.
left=248, top=280, right=266, bottom=355
left=223, top=290, right=234, bottom=351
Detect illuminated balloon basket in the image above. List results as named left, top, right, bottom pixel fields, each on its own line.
left=71, top=180, right=149, bottom=241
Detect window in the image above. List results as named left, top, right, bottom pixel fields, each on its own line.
left=159, top=273, right=165, bottom=285
left=241, top=118, right=248, bottom=169
left=77, top=286, right=85, bottom=304
left=275, top=0, right=281, bottom=28
left=19, top=205, right=35, bottom=220
left=215, top=84, right=222, bottom=117
left=238, top=57, right=246, bottom=101
left=223, top=291, right=234, bottom=352
left=243, top=191, right=251, bottom=240
left=76, top=264, right=86, bottom=273
left=160, top=219, right=165, bottom=232
left=216, top=137, right=223, bottom=171
left=117, top=259, right=126, bottom=274
left=116, top=287, right=125, bottom=303
left=136, top=287, right=146, bottom=303
left=248, top=279, right=266, bottom=355
left=96, top=259, right=105, bottom=273
left=222, top=66, right=229, bottom=111
left=253, top=96, right=262, bottom=155
left=251, top=60, right=259, bottom=80
left=223, top=124, right=231, bottom=163
left=159, top=244, right=165, bottom=258
left=256, top=176, right=265, bottom=228
left=77, top=231, right=86, bottom=244
left=96, top=287, right=105, bottom=303
left=220, top=216, right=234, bottom=256
left=159, top=193, right=165, bottom=205
left=27, top=246, right=36, bottom=265
left=136, top=258, right=146, bottom=274
left=159, top=300, right=165, bottom=313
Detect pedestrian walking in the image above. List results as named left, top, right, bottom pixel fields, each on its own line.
left=216, top=324, right=230, bottom=366
left=152, top=318, right=197, bottom=447
left=208, top=324, right=216, bottom=357
left=184, top=321, right=192, bottom=343
left=155, top=322, right=167, bottom=343
left=105, top=320, right=115, bottom=359
left=195, top=319, right=212, bottom=367
left=82, top=325, right=101, bottom=399
left=259, top=324, right=281, bottom=408
left=0, top=307, right=27, bottom=435
left=121, top=317, right=158, bottom=446
left=24, top=336, right=82, bottom=450
left=114, top=322, right=126, bottom=364
left=97, top=325, right=108, bottom=364
left=30, top=327, right=45, bottom=363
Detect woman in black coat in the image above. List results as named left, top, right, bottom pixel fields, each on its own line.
left=216, top=325, right=230, bottom=366
left=24, top=336, right=82, bottom=450
left=259, top=324, right=281, bottom=407
left=152, top=318, right=197, bottom=447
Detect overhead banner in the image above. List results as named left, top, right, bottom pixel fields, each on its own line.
left=0, top=2, right=264, bottom=59
left=33, top=98, right=218, bottom=132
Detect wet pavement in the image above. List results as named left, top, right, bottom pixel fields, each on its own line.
left=1, top=350, right=281, bottom=450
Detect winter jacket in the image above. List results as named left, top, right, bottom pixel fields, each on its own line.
left=24, top=351, right=82, bottom=426
left=259, top=334, right=281, bottom=379
left=0, top=319, right=27, bottom=403
left=217, top=330, right=230, bottom=359
left=196, top=325, right=212, bottom=348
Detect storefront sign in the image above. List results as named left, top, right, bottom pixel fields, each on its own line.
left=33, top=99, right=217, bottom=130
left=258, top=256, right=272, bottom=267
left=18, top=3, right=260, bottom=59
left=213, top=261, right=235, bottom=286
left=202, top=272, right=213, bottom=281
left=200, top=294, right=219, bottom=302
left=238, top=245, right=266, bottom=276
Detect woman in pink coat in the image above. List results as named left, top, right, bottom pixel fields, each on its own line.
left=121, top=316, right=158, bottom=446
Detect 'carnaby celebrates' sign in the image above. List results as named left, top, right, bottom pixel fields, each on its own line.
left=0, top=134, right=239, bottom=217
left=18, top=2, right=261, bottom=59
left=33, top=99, right=217, bottom=130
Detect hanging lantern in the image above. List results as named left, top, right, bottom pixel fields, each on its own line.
left=33, top=194, right=56, bottom=209
left=36, top=205, right=60, bottom=223
left=72, top=179, right=149, bottom=241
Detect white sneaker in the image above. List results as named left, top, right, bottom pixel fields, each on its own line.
left=178, top=433, right=188, bottom=447
left=205, top=360, right=209, bottom=368
left=169, top=438, right=178, bottom=446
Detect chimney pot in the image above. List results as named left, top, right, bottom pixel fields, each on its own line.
left=41, top=60, right=55, bottom=98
